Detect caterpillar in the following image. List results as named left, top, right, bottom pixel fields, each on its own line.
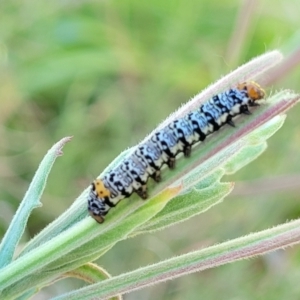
left=88, top=81, right=265, bottom=223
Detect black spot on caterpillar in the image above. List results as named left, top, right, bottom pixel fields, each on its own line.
left=88, top=81, right=265, bottom=223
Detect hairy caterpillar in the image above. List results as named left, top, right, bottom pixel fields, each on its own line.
left=88, top=81, right=265, bottom=223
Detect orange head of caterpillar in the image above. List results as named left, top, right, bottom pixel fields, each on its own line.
left=237, top=81, right=265, bottom=102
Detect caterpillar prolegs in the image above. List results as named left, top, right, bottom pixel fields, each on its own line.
left=88, top=81, right=265, bottom=223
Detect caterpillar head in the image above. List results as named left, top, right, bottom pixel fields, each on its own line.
left=88, top=179, right=111, bottom=223
left=237, top=81, right=265, bottom=102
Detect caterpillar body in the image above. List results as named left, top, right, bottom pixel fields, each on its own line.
left=88, top=81, right=265, bottom=223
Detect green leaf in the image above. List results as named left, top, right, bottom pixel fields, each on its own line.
left=51, top=218, right=300, bottom=300
left=0, top=137, right=72, bottom=269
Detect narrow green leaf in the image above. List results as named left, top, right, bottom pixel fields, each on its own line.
left=223, top=115, right=286, bottom=174
left=52, top=218, right=300, bottom=300
left=222, top=142, right=267, bottom=174
left=136, top=181, right=233, bottom=234
left=0, top=137, right=72, bottom=269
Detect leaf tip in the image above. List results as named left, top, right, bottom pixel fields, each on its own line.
left=55, top=136, right=73, bottom=156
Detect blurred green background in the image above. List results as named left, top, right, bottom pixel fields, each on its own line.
left=1, top=0, right=300, bottom=299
